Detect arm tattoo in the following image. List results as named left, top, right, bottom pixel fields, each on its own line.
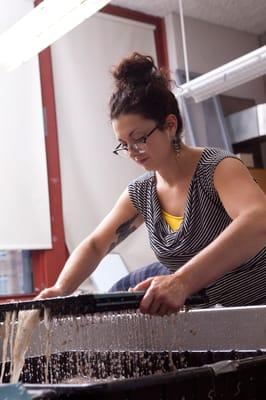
left=107, top=214, right=139, bottom=254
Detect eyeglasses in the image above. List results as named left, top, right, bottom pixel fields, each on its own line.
left=113, top=125, right=159, bottom=158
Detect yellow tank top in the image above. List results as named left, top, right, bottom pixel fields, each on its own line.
left=162, top=210, right=183, bottom=231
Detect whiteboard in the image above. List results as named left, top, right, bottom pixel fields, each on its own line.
left=0, top=1, right=51, bottom=249
left=51, top=12, right=158, bottom=275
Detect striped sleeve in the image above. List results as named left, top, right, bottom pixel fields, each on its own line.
left=198, top=149, right=241, bottom=202
left=128, top=172, right=153, bottom=216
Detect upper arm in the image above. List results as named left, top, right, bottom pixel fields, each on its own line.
left=89, top=188, right=144, bottom=256
left=213, top=158, right=266, bottom=220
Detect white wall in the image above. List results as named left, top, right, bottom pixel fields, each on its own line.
left=166, top=13, right=265, bottom=104
left=0, top=1, right=51, bottom=249
left=51, top=13, right=158, bottom=278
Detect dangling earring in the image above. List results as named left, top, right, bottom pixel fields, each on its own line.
left=171, top=137, right=180, bottom=154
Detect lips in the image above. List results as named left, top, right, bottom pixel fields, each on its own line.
left=134, top=156, right=149, bottom=164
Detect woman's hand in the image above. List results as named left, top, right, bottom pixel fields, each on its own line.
left=35, top=285, right=66, bottom=300
left=131, top=274, right=189, bottom=316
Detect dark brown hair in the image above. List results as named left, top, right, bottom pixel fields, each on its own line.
left=109, top=53, right=183, bottom=142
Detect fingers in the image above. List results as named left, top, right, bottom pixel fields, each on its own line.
left=35, top=290, right=48, bottom=300
left=132, top=277, right=154, bottom=291
left=142, top=293, right=179, bottom=316
left=139, top=287, right=178, bottom=316
left=133, top=275, right=185, bottom=316
left=156, top=304, right=169, bottom=317
left=140, top=286, right=155, bottom=313
left=35, top=287, right=63, bottom=300
left=36, top=289, right=52, bottom=300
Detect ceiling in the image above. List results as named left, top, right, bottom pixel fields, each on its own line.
left=111, top=0, right=266, bottom=35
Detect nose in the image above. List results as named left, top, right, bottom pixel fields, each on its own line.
left=127, top=146, right=139, bottom=159
left=127, top=144, right=135, bottom=155
left=128, top=143, right=145, bottom=156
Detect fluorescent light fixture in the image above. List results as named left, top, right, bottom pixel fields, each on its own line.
left=0, top=0, right=111, bottom=71
left=178, top=46, right=266, bottom=103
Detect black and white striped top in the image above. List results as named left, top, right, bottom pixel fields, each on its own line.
left=128, top=147, right=266, bottom=307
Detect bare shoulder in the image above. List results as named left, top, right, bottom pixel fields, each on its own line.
left=213, top=157, right=266, bottom=219
left=213, top=157, right=256, bottom=187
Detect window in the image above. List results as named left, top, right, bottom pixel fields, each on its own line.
left=0, top=250, right=32, bottom=296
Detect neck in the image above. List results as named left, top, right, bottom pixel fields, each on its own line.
left=155, top=144, right=197, bottom=187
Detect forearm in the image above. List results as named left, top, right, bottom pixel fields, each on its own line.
left=175, top=209, right=266, bottom=297
left=55, top=237, right=103, bottom=295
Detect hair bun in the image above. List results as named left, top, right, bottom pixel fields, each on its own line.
left=112, top=53, right=156, bottom=89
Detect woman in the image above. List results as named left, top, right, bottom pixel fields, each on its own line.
left=40, top=53, right=266, bottom=316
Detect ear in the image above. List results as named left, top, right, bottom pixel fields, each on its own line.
left=165, top=114, right=178, bottom=139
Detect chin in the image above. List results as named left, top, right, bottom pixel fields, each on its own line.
left=142, top=163, right=154, bottom=171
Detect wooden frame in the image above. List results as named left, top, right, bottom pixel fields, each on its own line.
left=30, top=46, right=69, bottom=295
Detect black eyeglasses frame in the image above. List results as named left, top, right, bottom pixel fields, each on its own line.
left=113, top=125, right=159, bottom=156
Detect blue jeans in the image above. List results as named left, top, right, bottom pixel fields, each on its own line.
left=109, top=262, right=170, bottom=292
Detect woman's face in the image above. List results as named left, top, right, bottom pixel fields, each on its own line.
left=112, top=113, right=177, bottom=171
